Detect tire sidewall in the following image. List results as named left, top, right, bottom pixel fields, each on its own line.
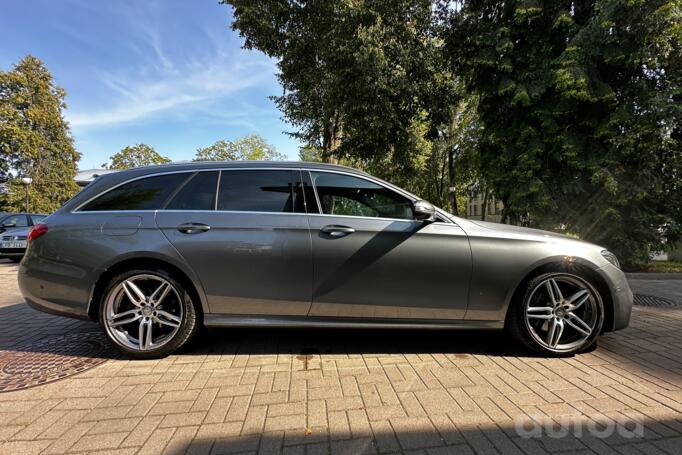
left=99, top=268, right=197, bottom=359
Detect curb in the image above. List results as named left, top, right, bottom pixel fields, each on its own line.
left=626, top=273, right=682, bottom=280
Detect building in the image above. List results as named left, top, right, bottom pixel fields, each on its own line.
left=74, top=169, right=117, bottom=187
left=466, top=191, right=503, bottom=223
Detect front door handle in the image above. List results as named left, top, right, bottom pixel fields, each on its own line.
left=177, top=223, right=211, bottom=234
left=320, top=225, right=355, bottom=237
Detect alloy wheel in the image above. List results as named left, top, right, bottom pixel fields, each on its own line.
left=103, top=274, right=184, bottom=351
left=524, top=274, right=599, bottom=353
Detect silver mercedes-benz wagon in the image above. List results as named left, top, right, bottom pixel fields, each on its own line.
left=18, top=161, right=632, bottom=358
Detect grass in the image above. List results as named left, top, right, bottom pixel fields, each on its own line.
left=638, top=261, right=682, bottom=273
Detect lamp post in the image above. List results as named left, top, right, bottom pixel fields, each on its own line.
left=21, top=177, right=32, bottom=213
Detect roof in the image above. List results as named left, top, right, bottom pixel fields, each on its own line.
left=131, top=160, right=365, bottom=173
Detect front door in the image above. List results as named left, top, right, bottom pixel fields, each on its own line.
left=156, top=169, right=312, bottom=316
left=306, top=170, right=471, bottom=320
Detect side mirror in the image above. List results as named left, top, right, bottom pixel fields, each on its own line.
left=413, top=200, right=436, bottom=222
left=2, top=223, right=16, bottom=228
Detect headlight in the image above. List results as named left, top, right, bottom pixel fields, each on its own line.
left=601, top=250, right=620, bottom=269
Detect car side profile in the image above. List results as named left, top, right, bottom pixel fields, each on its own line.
left=18, top=162, right=632, bottom=358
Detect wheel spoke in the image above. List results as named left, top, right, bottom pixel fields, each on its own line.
left=546, top=279, right=563, bottom=306
left=109, top=309, right=141, bottom=327
left=565, top=313, right=592, bottom=337
left=122, top=280, right=146, bottom=307
left=547, top=318, right=564, bottom=348
left=106, top=274, right=184, bottom=352
left=154, top=310, right=181, bottom=328
left=527, top=307, right=553, bottom=320
left=150, top=281, right=171, bottom=305
left=566, top=289, right=589, bottom=311
left=139, top=319, right=153, bottom=350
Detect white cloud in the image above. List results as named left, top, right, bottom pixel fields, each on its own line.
left=65, top=9, right=278, bottom=128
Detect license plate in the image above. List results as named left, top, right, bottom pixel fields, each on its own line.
left=1, top=241, right=26, bottom=249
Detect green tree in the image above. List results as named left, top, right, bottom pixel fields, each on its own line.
left=104, top=144, right=170, bottom=170
left=0, top=55, right=81, bottom=213
left=195, top=135, right=286, bottom=161
left=222, top=0, right=458, bottom=168
left=298, top=144, right=323, bottom=163
left=445, top=0, right=682, bottom=266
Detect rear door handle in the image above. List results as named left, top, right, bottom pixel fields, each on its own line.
left=177, top=223, right=211, bottom=234
left=320, top=225, right=355, bottom=237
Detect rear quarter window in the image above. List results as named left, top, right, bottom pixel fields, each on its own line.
left=80, top=173, right=189, bottom=211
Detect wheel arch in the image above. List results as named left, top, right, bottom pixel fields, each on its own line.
left=87, top=255, right=207, bottom=322
left=503, top=257, right=614, bottom=334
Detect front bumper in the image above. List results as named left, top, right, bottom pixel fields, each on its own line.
left=0, top=248, right=25, bottom=258
left=597, top=264, right=633, bottom=331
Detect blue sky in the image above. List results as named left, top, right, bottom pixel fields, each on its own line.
left=1, top=0, right=302, bottom=169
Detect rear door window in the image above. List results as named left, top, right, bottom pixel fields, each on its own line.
left=165, top=171, right=219, bottom=211
left=80, top=173, right=189, bottom=211
left=217, top=170, right=296, bottom=213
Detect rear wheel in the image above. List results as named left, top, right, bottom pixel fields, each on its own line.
left=508, top=272, right=604, bottom=356
left=100, top=268, right=200, bottom=359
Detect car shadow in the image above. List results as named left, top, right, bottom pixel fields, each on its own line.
left=188, top=326, right=530, bottom=358
left=0, top=301, right=536, bottom=358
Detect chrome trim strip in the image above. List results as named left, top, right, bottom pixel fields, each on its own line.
left=203, top=315, right=503, bottom=330
left=71, top=165, right=454, bottom=224
left=72, top=167, right=301, bottom=213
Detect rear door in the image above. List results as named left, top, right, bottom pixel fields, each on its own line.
left=156, top=168, right=313, bottom=316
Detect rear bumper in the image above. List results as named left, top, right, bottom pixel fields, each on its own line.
left=24, top=295, right=91, bottom=320
left=18, top=261, right=92, bottom=320
left=598, top=264, right=633, bottom=332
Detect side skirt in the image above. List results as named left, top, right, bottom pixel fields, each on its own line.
left=203, top=315, right=504, bottom=330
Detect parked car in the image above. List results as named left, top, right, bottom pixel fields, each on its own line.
left=18, top=162, right=632, bottom=358
left=0, top=213, right=47, bottom=234
left=0, top=214, right=48, bottom=262
left=1, top=226, right=31, bottom=262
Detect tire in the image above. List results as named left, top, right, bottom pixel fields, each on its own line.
left=507, top=272, right=604, bottom=357
left=99, top=268, right=200, bottom=359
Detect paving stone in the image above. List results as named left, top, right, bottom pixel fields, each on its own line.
left=0, top=263, right=681, bottom=454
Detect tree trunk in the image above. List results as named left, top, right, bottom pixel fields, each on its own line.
left=322, top=117, right=341, bottom=164
left=480, top=186, right=490, bottom=222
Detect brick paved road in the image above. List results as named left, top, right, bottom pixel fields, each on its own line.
left=0, top=260, right=681, bottom=454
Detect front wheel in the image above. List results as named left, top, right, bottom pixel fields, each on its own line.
left=507, top=272, right=604, bottom=356
left=100, top=268, right=200, bottom=359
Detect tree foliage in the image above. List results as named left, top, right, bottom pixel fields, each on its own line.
left=223, top=0, right=458, bottom=167
left=445, top=0, right=682, bottom=266
left=104, top=144, right=171, bottom=170
left=225, top=0, right=680, bottom=266
left=0, top=55, right=81, bottom=213
left=195, top=134, right=286, bottom=161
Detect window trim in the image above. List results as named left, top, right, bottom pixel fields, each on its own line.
left=304, top=169, right=453, bottom=224
left=71, top=166, right=454, bottom=224
left=308, top=169, right=416, bottom=222
left=72, top=168, right=297, bottom=213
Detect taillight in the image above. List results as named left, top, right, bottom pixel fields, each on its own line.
left=28, top=223, right=48, bottom=243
